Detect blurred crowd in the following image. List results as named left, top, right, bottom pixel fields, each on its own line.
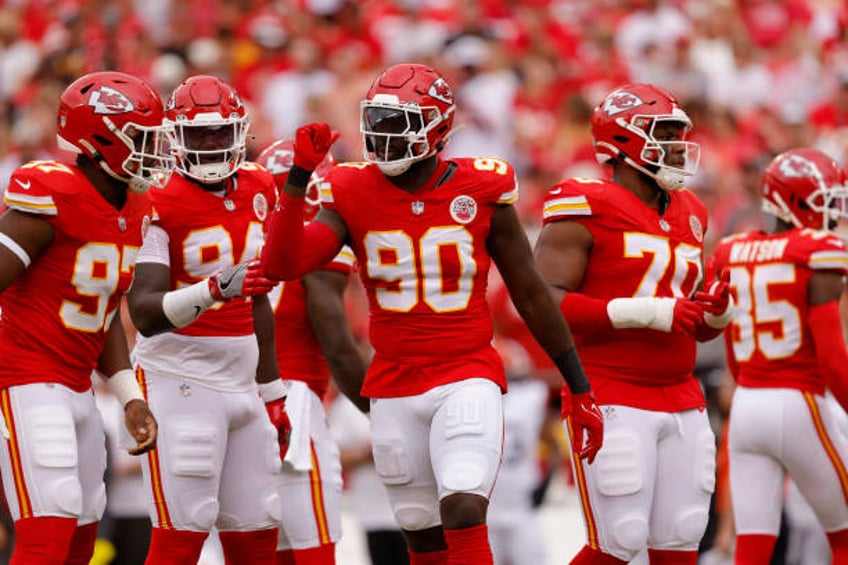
left=0, top=0, right=847, bottom=253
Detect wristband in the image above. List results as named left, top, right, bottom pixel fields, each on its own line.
left=0, top=233, right=31, bottom=267
left=107, top=369, right=144, bottom=406
left=704, top=296, right=735, bottom=329
left=162, top=281, right=216, bottom=328
left=258, top=380, right=289, bottom=402
left=287, top=164, right=312, bottom=188
left=553, top=348, right=591, bottom=395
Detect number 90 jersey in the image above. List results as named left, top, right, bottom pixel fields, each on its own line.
left=322, top=158, right=517, bottom=397
left=542, top=178, right=708, bottom=410
left=711, top=228, right=848, bottom=392
left=0, top=160, right=151, bottom=391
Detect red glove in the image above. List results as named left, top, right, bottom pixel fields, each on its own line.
left=293, top=123, right=340, bottom=172
left=671, top=298, right=706, bottom=335
left=567, top=392, right=604, bottom=464
left=694, top=270, right=733, bottom=329
left=264, top=397, right=292, bottom=460
left=208, top=260, right=275, bottom=301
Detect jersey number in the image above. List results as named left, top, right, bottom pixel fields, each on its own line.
left=624, top=233, right=702, bottom=297
left=365, top=228, right=476, bottom=313
left=61, top=243, right=138, bottom=332
left=728, top=263, right=801, bottom=361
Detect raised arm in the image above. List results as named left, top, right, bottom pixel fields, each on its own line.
left=261, top=123, right=347, bottom=281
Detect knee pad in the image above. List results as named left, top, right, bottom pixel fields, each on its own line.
left=393, top=495, right=440, bottom=531
left=26, top=405, right=83, bottom=516
left=180, top=495, right=219, bottom=531
left=441, top=450, right=489, bottom=493
left=673, top=508, right=710, bottom=547
left=593, top=430, right=643, bottom=497
left=262, top=488, right=283, bottom=524
left=373, top=441, right=412, bottom=486
left=611, top=513, right=649, bottom=554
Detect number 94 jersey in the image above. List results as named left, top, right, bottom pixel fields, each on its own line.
left=0, top=160, right=151, bottom=391
left=322, top=158, right=517, bottom=397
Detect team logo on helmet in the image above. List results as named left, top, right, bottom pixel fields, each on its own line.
left=428, top=78, right=454, bottom=105
left=779, top=154, right=817, bottom=178
left=254, top=193, right=268, bottom=222
left=88, top=86, right=135, bottom=115
left=603, top=90, right=644, bottom=116
left=689, top=215, right=703, bottom=243
left=264, top=148, right=294, bottom=174
left=450, top=195, right=477, bottom=224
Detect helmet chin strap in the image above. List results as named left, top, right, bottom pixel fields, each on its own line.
left=623, top=156, right=686, bottom=191
left=377, top=161, right=413, bottom=176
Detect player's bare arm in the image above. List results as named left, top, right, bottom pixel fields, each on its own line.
left=304, top=269, right=369, bottom=413
left=252, top=293, right=281, bottom=386
left=0, top=209, right=54, bottom=291
left=97, top=315, right=158, bottom=455
left=127, top=261, right=175, bottom=336
left=534, top=219, right=593, bottom=299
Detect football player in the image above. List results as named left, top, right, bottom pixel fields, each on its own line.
left=0, top=71, right=165, bottom=563
left=535, top=83, right=732, bottom=564
left=262, top=63, right=603, bottom=565
left=711, top=147, right=848, bottom=564
left=126, top=75, right=283, bottom=565
left=257, top=137, right=368, bottom=565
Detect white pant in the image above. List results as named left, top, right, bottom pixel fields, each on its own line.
left=730, top=386, right=848, bottom=536
left=570, top=405, right=715, bottom=561
left=276, top=383, right=342, bottom=550
left=139, top=370, right=282, bottom=532
left=0, top=383, right=106, bottom=524
left=369, top=378, right=504, bottom=531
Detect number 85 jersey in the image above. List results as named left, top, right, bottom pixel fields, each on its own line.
left=0, top=160, right=151, bottom=392
left=322, top=158, right=517, bottom=397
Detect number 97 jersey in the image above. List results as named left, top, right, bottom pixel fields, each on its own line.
left=0, top=160, right=151, bottom=391
left=322, top=158, right=517, bottom=397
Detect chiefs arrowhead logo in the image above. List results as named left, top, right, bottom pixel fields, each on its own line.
left=88, top=86, right=135, bottom=115
left=779, top=154, right=817, bottom=178
left=428, top=77, right=454, bottom=105
left=264, top=148, right=295, bottom=175
left=603, top=90, right=644, bottom=116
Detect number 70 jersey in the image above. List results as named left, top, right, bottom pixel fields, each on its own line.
left=322, top=158, right=517, bottom=365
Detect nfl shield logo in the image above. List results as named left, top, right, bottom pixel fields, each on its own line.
left=412, top=201, right=425, bottom=215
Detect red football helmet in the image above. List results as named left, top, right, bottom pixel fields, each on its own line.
left=591, top=83, right=699, bottom=191
left=56, top=71, right=174, bottom=193
left=360, top=63, right=455, bottom=176
left=165, top=75, right=249, bottom=183
left=761, top=147, right=848, bottom=230
left=257, top=138, right=336, bottom=221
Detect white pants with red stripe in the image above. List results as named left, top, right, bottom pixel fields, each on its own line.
left=570, top=405, right=715, bottom=562
left=730, top=386, right=848, bottom=536
left=138, top=370, right=282, bottom=532
left=0, top=383, right=106, bottom=524
left=276, top=382, right=342, bottom=550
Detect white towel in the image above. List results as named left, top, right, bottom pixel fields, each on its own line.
left=282, top=380, right=313, bottom=471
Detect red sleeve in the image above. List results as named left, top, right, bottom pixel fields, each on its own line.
left=560, top=292, right=614, bottom=337
left=262, top=193, right=341, bottom=280
left=808, top=300, right=848, bottom=412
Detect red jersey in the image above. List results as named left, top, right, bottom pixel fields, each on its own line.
left=711, top=228, right=848, bottom=393
left=542, top=178, right=708, bottom=411
left=270, top=246, right=355, bottom=399
left=149, top=163, right=276, bottom=337
left=0, top=159, right=151, bottom=392
left=323, top=157, right=517, bottom=397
